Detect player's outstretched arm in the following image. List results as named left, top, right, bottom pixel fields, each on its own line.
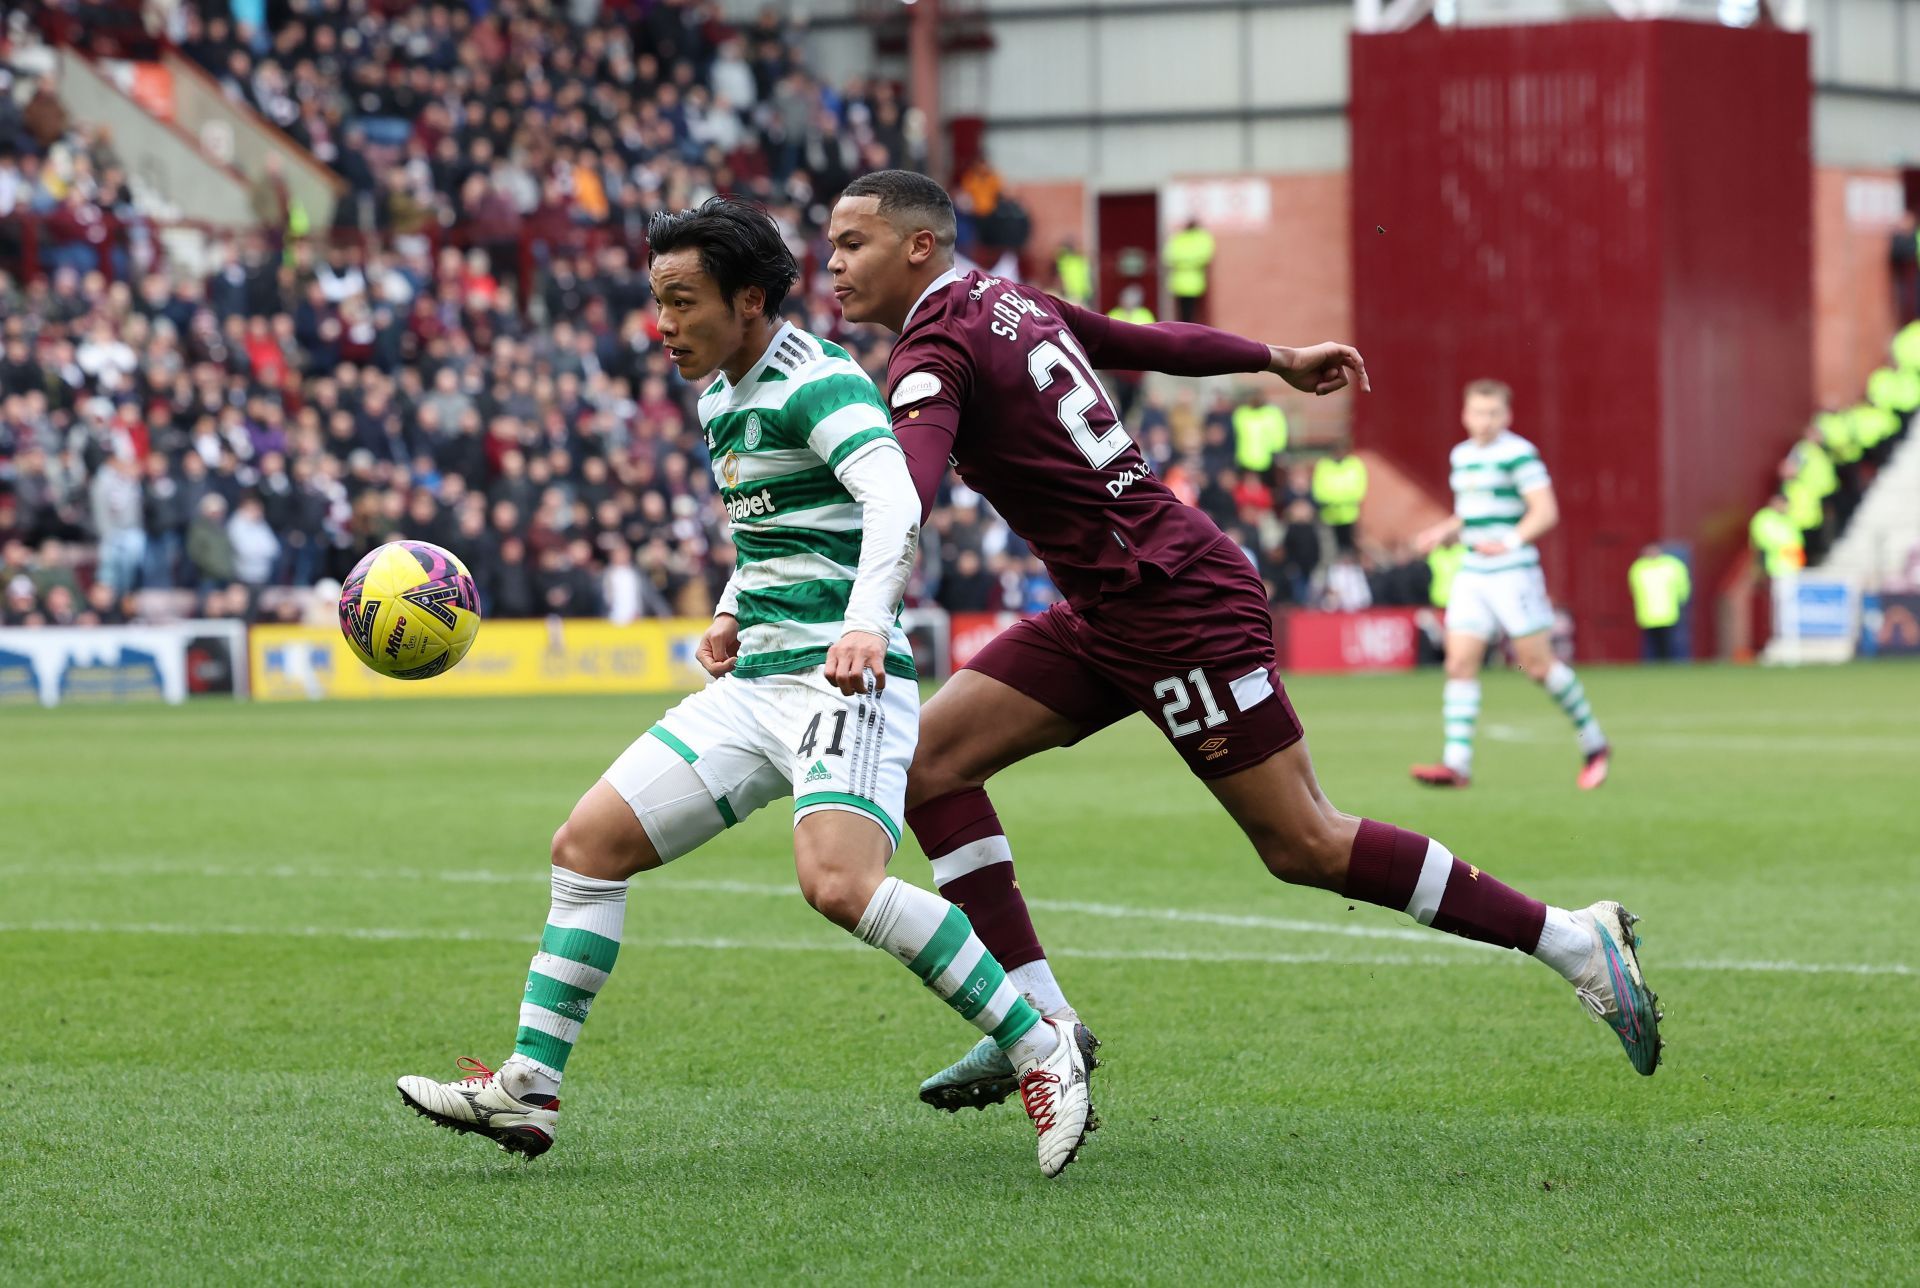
left=824, top=441, right=920, bottom=696
left=1053, top=298, right=1368, bottom=395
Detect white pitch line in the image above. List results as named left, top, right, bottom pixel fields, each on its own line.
left=0, top=920, right=1913, bottom=977
left=0, top=861, right=1482, bottom=948
left=1021, top=896, right=1478, bottom=947
left=1469, top=725, right=1920, bottom=754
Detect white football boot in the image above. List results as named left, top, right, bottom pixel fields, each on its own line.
left=1014, top=1018, right=1095, bottom=1179
left=1567, top=902, right=1664, bottom=1076
left=396, top=1057, right=559, bottom=1157
left=920, top=1014, right=1100, bottom=1112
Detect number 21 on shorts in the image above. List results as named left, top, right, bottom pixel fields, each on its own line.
left=1154, top=669, right=1228, bottom=738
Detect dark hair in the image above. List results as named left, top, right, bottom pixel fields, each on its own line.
left=646, top=196, right=797, bottom=316
left=839, top=169, right=957, bottom=252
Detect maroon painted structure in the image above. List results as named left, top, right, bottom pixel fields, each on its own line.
left=1350, top=21, right=1810, bottom=659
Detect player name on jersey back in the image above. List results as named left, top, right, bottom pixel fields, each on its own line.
left=886, top=271, right=1229, bottom=607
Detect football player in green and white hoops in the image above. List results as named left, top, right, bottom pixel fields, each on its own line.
left=397, top=198, right=1095, bottom=1178
left=1411, top=379, right=1611, bottom=790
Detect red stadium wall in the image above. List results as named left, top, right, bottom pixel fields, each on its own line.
left=1350, top=21, right=1811, bottom=660
left=1813, top=167, right=1904, bottom=408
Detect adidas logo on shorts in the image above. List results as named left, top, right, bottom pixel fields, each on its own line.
left=804, top=759, right=831, bottom=784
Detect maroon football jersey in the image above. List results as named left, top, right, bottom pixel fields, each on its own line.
left=887, top=269, right=1270, bottom=607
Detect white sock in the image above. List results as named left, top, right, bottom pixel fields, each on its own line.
left=500, top=1054, right=560, bottom=1101
left=1533, top=905, right=1597, bottom=981
left=1442, top=678, right=1479, bottom=774
left=1008, top=960, right=1073, bottom=1018
left=1543, top=662, right=1608, bottom=755
left=504, top=866, right=627, bottom=1098
left=853, top=877, right=1046, bottom=1051
left=1006, top=1016, right=1060, bottom=1067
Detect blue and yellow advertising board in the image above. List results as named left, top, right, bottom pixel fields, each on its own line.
left=250, top=618, right=712, bottom=701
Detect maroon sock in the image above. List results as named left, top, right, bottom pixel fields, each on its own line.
left=906, top=787, right=1047, bottom=970
left=1343, top=818, right=1545, bottom=952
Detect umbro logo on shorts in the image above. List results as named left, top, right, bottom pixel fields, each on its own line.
left=1199, top=737, right=1229, bottom=761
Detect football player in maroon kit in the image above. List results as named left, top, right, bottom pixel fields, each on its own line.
left=827, top=171, right=1663, bottom=1116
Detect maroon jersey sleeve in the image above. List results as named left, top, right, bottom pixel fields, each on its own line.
left=888, top=272, right=1234, bottom=608
left=883, top=328, right=972, bottom=523
left=1052, top=298, right=1272, bottom=377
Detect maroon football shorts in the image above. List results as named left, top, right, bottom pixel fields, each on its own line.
left=965, top=539, right=1304, bottom=779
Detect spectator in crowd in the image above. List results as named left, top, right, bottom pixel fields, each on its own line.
left=1276, top=497, right=1329, bottom=607
left=1323, top=551, right=1372, bottom=612
left=1312, top=441, right=1368, bottom=555
left=1052, top=237, right=1092, bottom=307
left=1163, top=217, right=1215, bottom=324
left=89, top=451, right=144, bottom=593
left=1628, top=543, right=1691, bottom=662
left=1779, top=454, right=1827, bottom=567
left=1103, top=284, right=1153, bottom=421
left=935, top=548, right=996, bottom=614
left=186, top=493, right=236, bottom=591
left=1426, top=537, right=1463, bottom=614
left=1749, top=493, right=1804, bottom=581
left=1231, top=390, right=1287, bottom=482
left=227, top=493, right=281, bottom=587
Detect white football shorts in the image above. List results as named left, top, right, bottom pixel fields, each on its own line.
left=602, top=668, right=918, bottom=861
left=1445, top=565, right=1555, bottom=641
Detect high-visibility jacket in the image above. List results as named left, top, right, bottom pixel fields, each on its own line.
left=1851, top=402, right=1902, bottom=450
left=1818, top=410, right=1862, bottom=464
left=1312, top=455, right=1368, bottom=527
left=1893, top=319, right=1920, bottom=374
left=1628, top=552, right=1691, bottom=629
left=1782, top=474, right=1823, bottom=530
left=1787, top=438, right=1837, bottom=499
left=1055, top=250, right=1092, bottom=306
left=1164, top=227, right=1216, bottom=300
left=1866, top=365, right=1920, bottom=414
left=1749, top=507, right=1805, bottom=577
left=1427, top=541, right=1464, bottom=608
left=1231, top=404, right=1287, bottom=473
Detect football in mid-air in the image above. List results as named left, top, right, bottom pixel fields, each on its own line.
left=338, top=540, right=482, bottom=680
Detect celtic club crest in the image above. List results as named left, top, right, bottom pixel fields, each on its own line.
left=744, top=412, right=762, bottom=450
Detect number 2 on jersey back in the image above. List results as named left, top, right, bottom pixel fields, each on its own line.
left=1028, top=333, right=1131, bottom=469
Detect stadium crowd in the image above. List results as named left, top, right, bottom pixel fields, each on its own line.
left=1748, top=324, right=1919, bottom=580
left=0, top=0, right=1544, bottom=630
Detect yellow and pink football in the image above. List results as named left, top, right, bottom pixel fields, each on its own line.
left=338, top=540, right=482, bottom=680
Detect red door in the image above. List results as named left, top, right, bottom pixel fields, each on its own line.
left=1096, top=191, right=1159, bottom=316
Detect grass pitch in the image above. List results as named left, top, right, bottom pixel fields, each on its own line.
left=3, top=662, right=1918, bottom=1283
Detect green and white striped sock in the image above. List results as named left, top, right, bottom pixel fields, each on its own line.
left=855, top=877, right=1046, bottom=1057
left=1442, top=678, right=1480, bottom=775
left=505, top=866, right=626, bottom=1097
left=1544, top=661, right=1607, bottom=754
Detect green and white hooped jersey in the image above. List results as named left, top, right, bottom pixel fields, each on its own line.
left=700, top=323, right=915, bottom=681
left=1450, top=431, right=1551, bottom=574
